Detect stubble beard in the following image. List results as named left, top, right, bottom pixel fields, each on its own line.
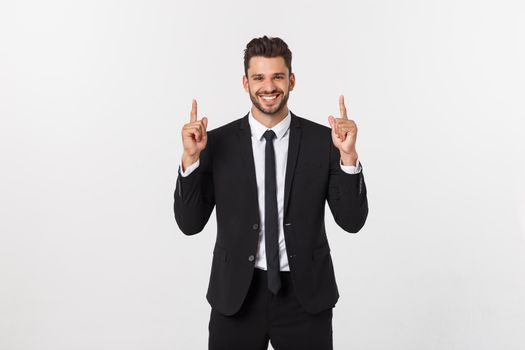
left=249, top=88, right=290, bottom=117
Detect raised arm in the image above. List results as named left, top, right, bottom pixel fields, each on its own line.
left=327, top=95, right=368, bottom=233
left=174, top=99, right=215, bottom=235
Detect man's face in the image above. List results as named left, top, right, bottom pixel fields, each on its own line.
left=243, top=56, right=295, bottom=116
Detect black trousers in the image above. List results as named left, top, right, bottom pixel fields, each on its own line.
left=208, top=268, right=333, bottom=350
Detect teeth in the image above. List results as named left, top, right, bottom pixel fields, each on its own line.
left=261, top=95, right=277, bottom=100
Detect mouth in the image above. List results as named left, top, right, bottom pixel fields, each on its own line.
left=258, top=93, right=280, bottom=105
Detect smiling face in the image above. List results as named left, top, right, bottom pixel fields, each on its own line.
left=243, top=56, right=295, bottom=118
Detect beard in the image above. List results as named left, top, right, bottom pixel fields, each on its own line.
left=249, top=87, right=290, bottom=116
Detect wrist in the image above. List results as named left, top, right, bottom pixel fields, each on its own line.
left=340, top=151, right=358, bottom=166
left=181, top=152, right=200, bottom=171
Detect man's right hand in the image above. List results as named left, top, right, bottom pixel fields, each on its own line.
left=181, top=99, right=208, bottom=171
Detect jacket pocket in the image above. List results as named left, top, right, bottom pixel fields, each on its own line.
left=295, top=161, right=322, bottom=174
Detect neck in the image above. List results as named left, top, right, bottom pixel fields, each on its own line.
left=251, top=106, right=289, bottom=128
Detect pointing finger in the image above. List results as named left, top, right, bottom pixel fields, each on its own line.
left=339, top=95, right=348, bottom=119
left=190, top=99, right=197, bottom=122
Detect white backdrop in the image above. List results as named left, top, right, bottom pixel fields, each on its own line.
left=1, top=0, right=525, bottom=349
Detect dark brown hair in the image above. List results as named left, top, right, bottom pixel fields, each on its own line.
left=243, top=36, right=292, bottom=76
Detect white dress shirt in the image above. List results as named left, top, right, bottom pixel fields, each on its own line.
left=179, top=111, right=362, bottom=271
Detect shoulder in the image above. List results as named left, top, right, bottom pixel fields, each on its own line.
left=207, top=115, right=246, bottom=139
left=204, top=115, right=247, bottom=149
left=291, top=112, right=331, bottom=138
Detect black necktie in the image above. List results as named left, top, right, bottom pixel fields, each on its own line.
left=263, top=130, right=281, bottom=295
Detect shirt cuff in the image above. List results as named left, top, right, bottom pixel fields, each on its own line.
left=340, top=158, right=361, bottom=174
left=179, top=158, right=200, bottom=177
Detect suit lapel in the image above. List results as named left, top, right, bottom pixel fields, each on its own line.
left=237, top=114, right=260, bottom=220
left=284, top=112, right=302, bottom=218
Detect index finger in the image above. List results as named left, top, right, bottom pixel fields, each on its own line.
left=190, top=99, right=197, bottom=122
left=339, top=95, right=348, bottom=119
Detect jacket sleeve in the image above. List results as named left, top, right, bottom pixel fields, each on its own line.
left=173, top=135, right=215, bottom=235
left=326, top=141, right=368, bottom=233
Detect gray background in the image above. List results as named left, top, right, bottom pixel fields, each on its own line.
left=1, top=0, right=525, bottom=349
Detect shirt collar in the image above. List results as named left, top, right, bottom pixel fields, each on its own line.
left=248, top=110, right=291, bottom=141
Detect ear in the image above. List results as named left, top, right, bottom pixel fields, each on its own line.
left=242, top=75, right=249, bottom=92
left=289, top=73, right=296, bottom=92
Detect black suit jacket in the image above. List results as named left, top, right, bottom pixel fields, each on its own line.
left=174, top=112, right=368, bottom=316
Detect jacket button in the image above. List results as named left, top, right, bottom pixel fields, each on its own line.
left=248, top=255, right=255, bottom=262
left=252, top=224, right=259, bottom=230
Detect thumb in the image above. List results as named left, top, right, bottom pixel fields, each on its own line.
left=328, top=115, right=335, bottom=129
left=201, top=117, right=208, bottom=131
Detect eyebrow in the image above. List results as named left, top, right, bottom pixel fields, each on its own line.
left=250, top=73, right=287, bottom=78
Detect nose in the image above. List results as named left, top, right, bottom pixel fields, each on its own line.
left=260, top=77, right=278, bottom=94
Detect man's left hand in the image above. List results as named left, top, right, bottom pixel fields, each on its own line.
left=328, top=95, right=358, bottom=165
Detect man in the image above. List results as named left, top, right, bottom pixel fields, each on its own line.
left=174, top=36, right=368, bottom=350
